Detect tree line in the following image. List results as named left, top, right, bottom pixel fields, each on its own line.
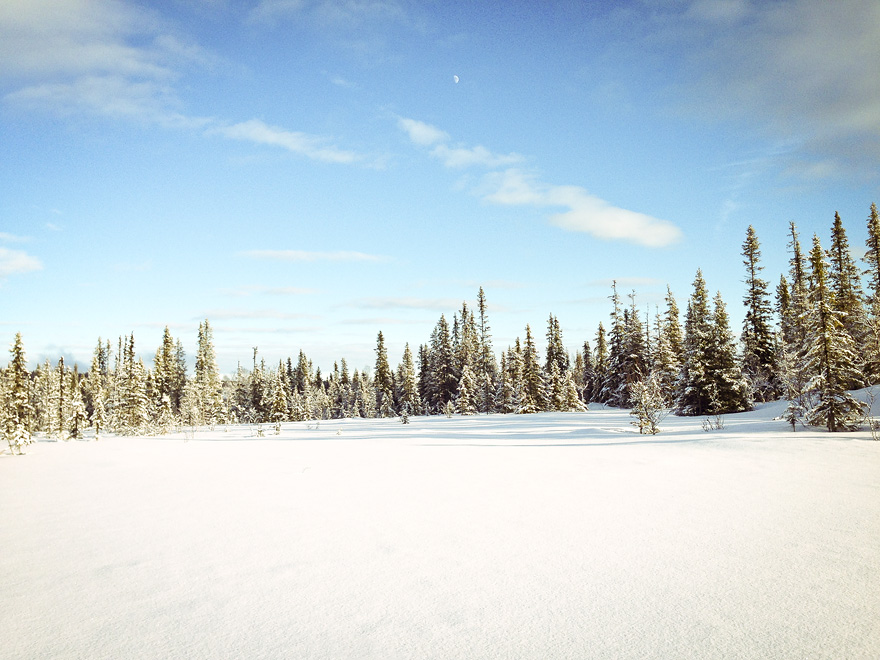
left=3, top=204, right=880, bottom=453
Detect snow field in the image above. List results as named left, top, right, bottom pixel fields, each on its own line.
left=2, top=405, right=879, bottom=659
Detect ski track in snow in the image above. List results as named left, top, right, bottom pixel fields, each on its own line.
left=2, top=403, right=879, bottom=659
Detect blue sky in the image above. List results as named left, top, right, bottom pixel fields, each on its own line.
left=2, top=0, right=879, bottom=374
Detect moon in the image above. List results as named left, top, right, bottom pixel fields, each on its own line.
left=453, top=75, right=459, bottom=83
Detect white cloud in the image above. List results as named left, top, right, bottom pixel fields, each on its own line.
left=483, top=169, right=682, bottom=248
left=0, top=232, right=29, bottom=243
left=221, top=285, right=319, bottom=297
left=656, top=0, right=880, bottom=175
left=0, top=0, right=215, bottom=127
left=241, top=250, right=388, bottom=263
left=0, top=247, right=43, bottom=277
left=200, top=309, right=315, bottom=321
left=216, top=119, right=361, bottom=164
left=348, top=297, right=462, bottom=311
left=431, top=144, right=523, bottom=169
left=0, top=0, right=166, bottom=79
left=398, top=117, right=449, bottom=146
left=398, top=116, right=523, bottom=169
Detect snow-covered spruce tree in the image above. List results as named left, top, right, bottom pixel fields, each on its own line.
left=3, top=333, right=34, bottom=454
left=781, top=222, right=811, bottom=352
left=68, top=381, right=88, bottom=440
left=270, top=367, right=288, bottom=434
left=777, top=337, right=805, bottom=431
left=476, top=287, right=497, bottom=414
left=547, top=360, right=565, bottom=411
left=429, top=314, right=457, bottom=411
left=707, top=291, right=751, bottom=414
left=803, top=234, right=866, bottom=431
left=862, top=202, right=880, bottom=381
left=577, top=341, right=596, bottom=404
left=740, top=225, right=779, bottom=401
left=194, top=320, right=224, bottom=427
left=621, top=292, right=648, bottom=402
left=374, top=331, right=395, bottom=418
left=675, top=270, right=714, bottom=416
left=497, top=351, right=517, bottom=413
left=651, top=289, right=681, bottom=405
left=456, top=363, right=478, bottom=415
left=518, top=325, right=546, bottom=414
left=562, top=369, right=587, bottom=412
left=591, top=323, right=608, bottom=404
left=397, top=343, right=421, bottom=418
left=826, top=212, right=868, bottom=387
left=599, top=283, right=628, bottom=407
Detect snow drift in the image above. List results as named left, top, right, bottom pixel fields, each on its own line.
left=2, top=403, right=879, bottom=659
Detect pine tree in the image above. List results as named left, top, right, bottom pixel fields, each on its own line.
left=675, top=270, right=714, bottom=416
left=429, top=315, right=457, bottom=409
left=476, top=287, right=496, bottom=414
left=863, top=202, right=880, bottom=305
left=827, top=212, right=868, bottom=376
left=456, top=363, right=478, bottom=415
left=707, top=291, right=752, bottom=414
left=4, top=333, right=34, bottom=454
left=270, top=366, right=288, bottom=434
left=68, top=381, right=88, bottom=440
left=590, top=324, right=607, bottom=403
left=374, top=331, right=394, bottom=417
left=518, top=325, right=546, bottom=414
left=600, top=282, right=628, bottom=406
left=398, top=343, right=421, bottom=417
left=194, top=320, right=224, bottom=427
left=740, top=225, right=778, bottom=400
left=862, top=203, right=880, bottom=381
left=803, top=235, right=866, bottom=431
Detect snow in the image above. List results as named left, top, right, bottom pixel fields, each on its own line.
left=2, top=405, right=880, bottom=659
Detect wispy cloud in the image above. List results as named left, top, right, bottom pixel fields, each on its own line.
left=0, top=0, right=212, bottom=126
left=0, top=247, right=43, bottom=277
left=200, top=309, right=317, bottom=321
left=220, top=285, right=319, bottom=297
left=249, top=0, right=406, bottom=28
left=241, top=249, right=389, bottom=263
left=398, top=118, right=449, bottom=146
left=215, top=119, right=361, bottom=164
left=346, top=297, right=462, bottom=311
left=482, top=169, right=682, bottom=248
left=398, top=116, right=523, bottom=168
left=647, top=0, right=880, bottom=176
left=0, top=232, right=29, bottom=243
left=398, top=116, right=679, bottom=246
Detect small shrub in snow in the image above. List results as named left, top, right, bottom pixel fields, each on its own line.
left=628, top=376, right=668, bottom=435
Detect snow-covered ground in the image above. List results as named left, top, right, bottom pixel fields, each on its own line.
left=2, top=402, right=879, bottom=659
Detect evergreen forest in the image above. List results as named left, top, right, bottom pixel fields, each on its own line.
left=4, top=205, right=880, bottom=453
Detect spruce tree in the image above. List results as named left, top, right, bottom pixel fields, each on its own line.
left=675, top=270, right=714, bottom=416
left=194, top=320, right=224, bottom=427
left=707, top=292, right=752, bottom=414
left=592, top=323, right=608, bottom=403
left=476, top=287, right=496, bottom=414
left=863, top=203, right=880, bottom=380
left=456, top=363, right=478, bottom=415
left=740, top=225, right=778, bottom=401
left=827, top=212, right=868, bottom=373
left=803, top=235, right=866, bottom=431
left=4, top=333, right=34, bottom=454
left=374, top=331, right=394, bottom=417
left=398, top=343, right=421, bottom=417
left=518, top=325, right=546, bottom=414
